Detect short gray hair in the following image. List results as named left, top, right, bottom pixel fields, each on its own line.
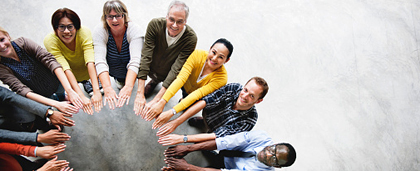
left=167, top=0, right=189, bottom=20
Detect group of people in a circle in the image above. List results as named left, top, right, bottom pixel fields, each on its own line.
left=0, top=0, right=296, bottom=170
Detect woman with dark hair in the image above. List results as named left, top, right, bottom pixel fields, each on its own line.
left=44, top=8, right=103, bottom=114
left=93, top=0, right=143, bottom=110
left=143, top=38, right=233, bottom=129
left=0, top=26, right=82, bottom=115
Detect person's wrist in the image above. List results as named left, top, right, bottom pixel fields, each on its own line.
left=37, top=133, right=42, bottom=143
left=171, top=108, right=177, bottom=115
left=183, top=134, right=188, bottom=143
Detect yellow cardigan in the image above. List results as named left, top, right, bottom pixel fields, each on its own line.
left=162, top=49, right=228, bottom=113
left=44, top=26, right=95, bottom=82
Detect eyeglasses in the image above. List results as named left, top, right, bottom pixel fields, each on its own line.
left=268, top=145, right=280, bottom=167
left=56, top=24, right=75, bottom=32
left=167, top=17, right=185, bottom=25
left=106, top=14, right=124, bottom=20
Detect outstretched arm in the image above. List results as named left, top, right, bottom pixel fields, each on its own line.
left=134, top=79, right=146, bottom=115
left=164, top=158, right=220, bottom=171
left=155, top=100, right=206, bottom=134
left=86, top=62, right=103, bottom=112
left=54, top=67, right=83, bottom=109
left=26, top=92, right=79, bottom=115
left=63, top=69, right=93, bottom=115
left=164, top=139, right=217, bottom=158
left=158, top=133, right=217, bottom=146
left=117, top=70, right=137, bottom=107
left=98, top=71, right=118, bottom=110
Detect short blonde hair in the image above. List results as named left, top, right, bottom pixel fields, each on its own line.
left=0, top=26, right=11, bottom=39
left=101, top=0, right=130, bottom=30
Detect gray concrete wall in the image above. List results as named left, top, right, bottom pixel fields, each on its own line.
left=2, top=0, right=420, bottom=170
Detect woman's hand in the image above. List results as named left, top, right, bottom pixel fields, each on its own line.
left=91, top=91, right=103, bottom=113
left=103, top=86, right=118, bottom=110
left=144, top=99, right=166, bottom=121
left=117, top=85, right=133, bottom=107
left=80, top=95, right=93, bottom=115
left=158, top=134, right=183, bottom=146
left=49, top=111, right=75, bottom=128
left=54, top=101, right=79, bottom=115
left=36, top=144, right=66, bottom=159
left=66, top=89, right=83, bottom=109
left=36, top=156, right=69, bottom=171
left=152, top=110, right=173, bottom=129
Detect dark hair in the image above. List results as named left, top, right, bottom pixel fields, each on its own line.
left=210, top=38, right=234, bottom=59
left=245, top=76, right=269, bottom=99
left=51, top=8, right=81, bottom=32
left=277, top=143, right=296, bottom=167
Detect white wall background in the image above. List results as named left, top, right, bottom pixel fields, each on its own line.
left=2, top=0, right=420, bottom=170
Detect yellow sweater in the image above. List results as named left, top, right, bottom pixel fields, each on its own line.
left=163, top=49, right=228, bottom=113
left=44, top=26, right=95, bottom=82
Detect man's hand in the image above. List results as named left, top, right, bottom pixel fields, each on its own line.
left=158, top=134, right=183, bottom=146
left=161, top=166, right=176, bottom=171
left=80, top=95, right=93, bottom=115
left=157, top=121, right=179, bottom=137
left=152, top=110, right=173, bottom=129
left=144, top=99, right=166, bottom=121
left=164, top=158, right=192, bottom=171
left=134, top=91, right=146, bottom=116
left=36, top=144, right=66, bottom=159
left=141, top=99, right=158, bottom=119
left=37, top=130, right=71, bottom=144
left=49, top=111, right=75, bottom=128
left=165, top=145, right=190, bottom=158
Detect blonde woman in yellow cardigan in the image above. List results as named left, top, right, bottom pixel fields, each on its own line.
left=142, top=38, right=233, bottom=129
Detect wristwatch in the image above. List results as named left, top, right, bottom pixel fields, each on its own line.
left=46, top=108, right=54, bottom=118
left=183, top=134, right=188, bottom=143
left=171, top=108, right=177, bottom=115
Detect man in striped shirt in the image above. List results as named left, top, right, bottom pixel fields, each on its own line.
left=157, top=77, right=269, bottom=145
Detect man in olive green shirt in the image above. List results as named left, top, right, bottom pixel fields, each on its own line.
left=134, top=0, right=197, bottom=116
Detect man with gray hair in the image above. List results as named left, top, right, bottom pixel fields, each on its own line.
left=134, top=0, right=197, bottom=116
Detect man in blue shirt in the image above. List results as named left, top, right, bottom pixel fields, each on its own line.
left=162, top=130, right=296, bottom=170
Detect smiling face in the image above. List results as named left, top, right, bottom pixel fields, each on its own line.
left=106, top=9, right=126, bottom=33
left=257, top=144, right=289, bottom=168
left=166, top=6, right=186, bottom=37
left=235, top=79, right=264, bottom=110
left=0, top=31, right=14, bottom=58
left=206, top=43, right=230, bottom=71
left=56, top=17, right=76, bottom=47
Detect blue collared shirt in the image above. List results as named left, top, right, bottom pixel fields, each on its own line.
left=216, top=130, right=275, bottom=171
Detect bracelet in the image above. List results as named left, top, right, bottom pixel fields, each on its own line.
left=34, top=147, right=38, bottom=157
left=171, top=108, right=177, bottom=115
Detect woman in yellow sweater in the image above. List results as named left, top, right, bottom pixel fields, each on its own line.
left=44, top=8, right=103, bottom=114
left=143, top=38, right=234, bottom=129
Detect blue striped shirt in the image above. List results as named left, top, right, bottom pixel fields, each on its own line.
left=106, top=31, right=130, bottom=80
left=202, top=83, right=258, bottom=137
left=0, top=42, right=59, bottom=97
